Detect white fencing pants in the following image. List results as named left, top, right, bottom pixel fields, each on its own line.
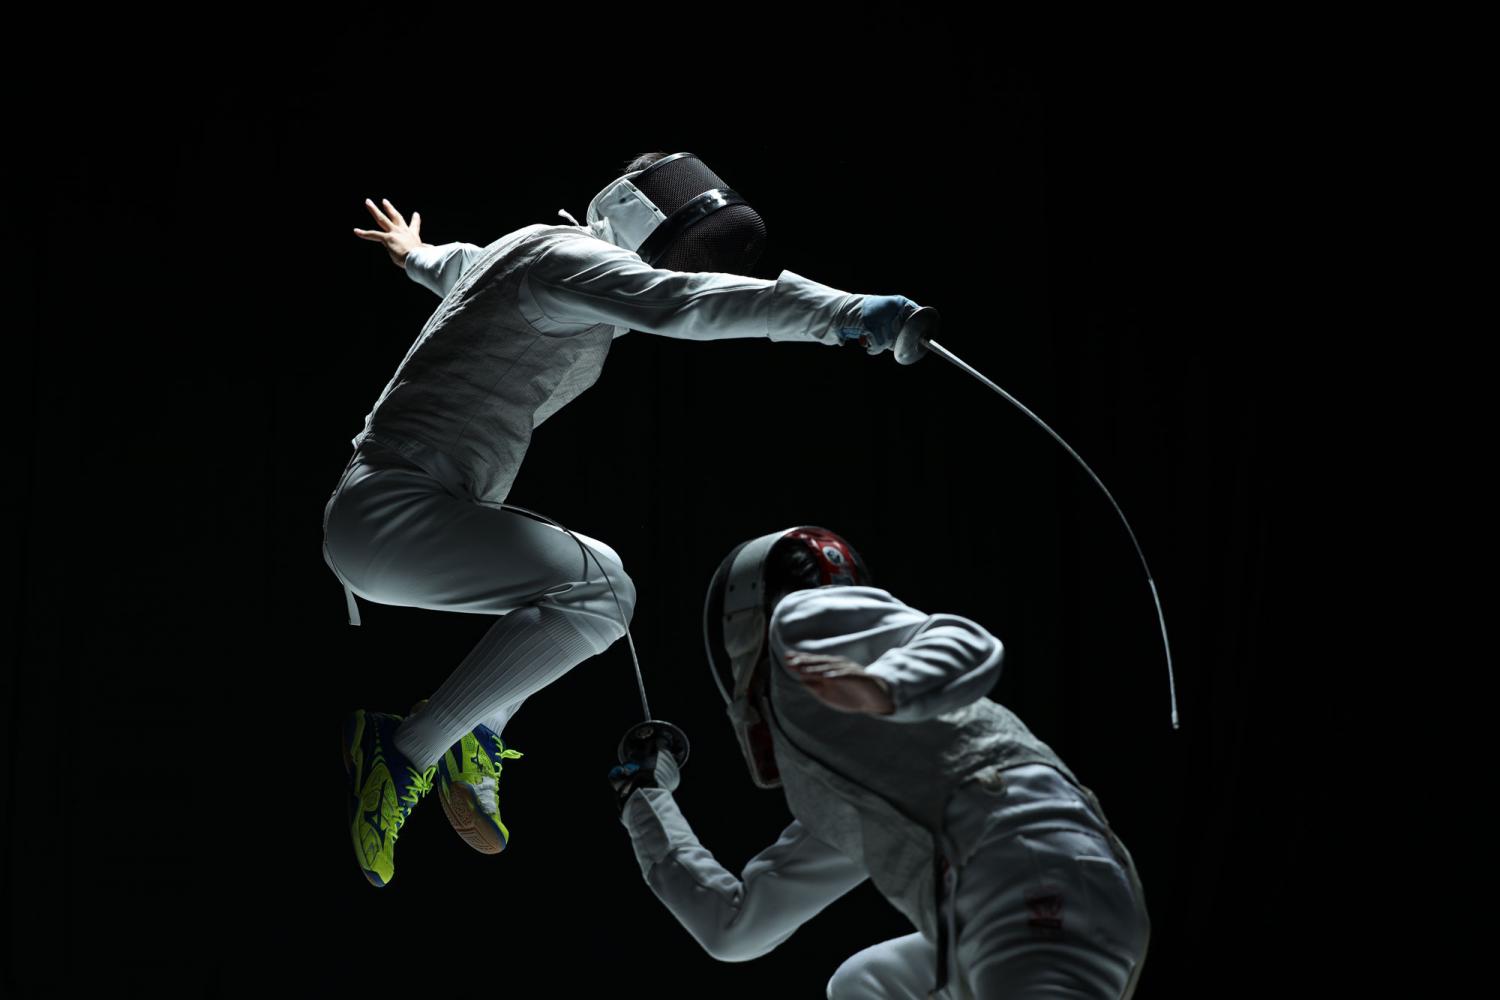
left=322, top=445, right=636, bottom=769
left=826, top=765, right=1150, bottom=1000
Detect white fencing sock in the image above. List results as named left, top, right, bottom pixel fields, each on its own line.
left=394, top=603, right=619, bottom=770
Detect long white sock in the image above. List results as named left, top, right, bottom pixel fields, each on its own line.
left=477, top=704, right=520, bottom=737
left=394, top=604, right=606, bottom=770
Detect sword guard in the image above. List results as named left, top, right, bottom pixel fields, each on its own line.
left=617, top=719, right=691, bottom=768
left=894, top=306, right=938, bottom=366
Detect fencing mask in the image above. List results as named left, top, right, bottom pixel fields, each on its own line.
left=586, top=153, right=767, bottom=274
left=702, top=526, right=871, bottom=789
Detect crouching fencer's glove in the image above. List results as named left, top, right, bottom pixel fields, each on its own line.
left=843, top=294, right=921, bottom=355
left=608, top=748, right=681, bottom=813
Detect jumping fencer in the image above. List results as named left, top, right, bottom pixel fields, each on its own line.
left=330, top=153, right=925, bottom=887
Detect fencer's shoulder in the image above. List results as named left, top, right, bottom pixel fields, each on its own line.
left=479, top=223, right=556, bottom=253
left=524, top=226, right=642, bottom=274
left=775, top=585, right=908, bottom=613
left=769, top=586, right=923, bottom=638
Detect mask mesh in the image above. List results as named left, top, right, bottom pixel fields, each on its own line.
left=634, top=156, right=766, bottom=274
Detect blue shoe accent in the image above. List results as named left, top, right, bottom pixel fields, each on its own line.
left=342, top=709, right=437, bottom=887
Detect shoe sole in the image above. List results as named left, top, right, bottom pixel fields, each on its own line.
left=411, top=699, right=510, bottom=857
left=438, top=783, right=507, bottom=855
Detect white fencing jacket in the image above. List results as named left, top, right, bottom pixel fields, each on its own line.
left=619, top=588, right=1133, bottom=971
left=351, top=224, right=870, bottom=504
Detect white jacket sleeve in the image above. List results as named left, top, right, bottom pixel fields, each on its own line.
left=520, top=235, right=868, bottom=345
left=770, top=589, right=1005, bottom=723
left=620, top=787, right=868, bottom=962
left=862, top=615, right=1005, bottom=722
left=405, top=242, right=486, bottom=298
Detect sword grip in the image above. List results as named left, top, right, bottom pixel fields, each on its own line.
left=894, top=306, right=938, bottom=365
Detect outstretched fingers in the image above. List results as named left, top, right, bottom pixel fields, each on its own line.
left=352, top=198, right=421, bottom=262
left=364, top=198, right=394, bottom=230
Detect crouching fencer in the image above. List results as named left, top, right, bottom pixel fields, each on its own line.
left=327, top=152, right=928, bottom=888
left=609, top=527, right=1150, bottom=999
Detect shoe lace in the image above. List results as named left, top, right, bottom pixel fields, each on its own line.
left=491, top=746, right=523, bottom=779
left=473, top=739, right=524, bottom=778
left=390, top=765, right=437, bottom=842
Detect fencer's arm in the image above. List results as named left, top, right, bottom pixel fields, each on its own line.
left=520, top=237, right=869, bottom=346
left=861, top=614, right=1005, bottom=721
left=404, top=242, right=487, bottom=298
left=772, top=590, right=1004, bottom=723
left=620, top=788, right=868, bottom=962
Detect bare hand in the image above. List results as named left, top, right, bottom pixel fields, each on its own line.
left=353, top=197, right=426, bottom=269
left=783, top=652, right=895, bottom=716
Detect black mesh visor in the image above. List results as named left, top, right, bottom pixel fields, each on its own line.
left=634, top=154, right=766, bottom=275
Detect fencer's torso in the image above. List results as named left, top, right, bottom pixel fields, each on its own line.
left=352, top=224, right=616, bottom=505
left=352, top=224, right=867, bottom=506
left=765, top=586, right=1094, bottom=942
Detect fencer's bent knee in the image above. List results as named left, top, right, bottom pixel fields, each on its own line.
left=587, top=560, right=637, bottom=647
left=607, top=563, right=638, bottom=626
left=547, top=550, right=636, bottom=655
left=826, top=952, right=881, bottom=1000
left=579, top=538, right=635, bottom=620
left=825, top=963, right=865, bottom=1000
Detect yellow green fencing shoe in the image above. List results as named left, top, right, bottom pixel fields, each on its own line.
left=341, top=709, right=437, bottom=887
left=432, top=718, right=523, bottom=855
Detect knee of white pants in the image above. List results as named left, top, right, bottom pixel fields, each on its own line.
left=587, top=563, right=636, bottom=648
left=827, top=935, right=932, bottom=1000
left=545, top=555, right=636, bottom=654
left=580, top=540, right=636, bottom=627
left=826, top=955, right=890, bottom=1000
left=567, top=528, right=622, bottom=567
left=825, top=959, right=862, bottom=1000
left=562, top=531, right=634, bottom=620
left=604, top=563, right=637, bottom=627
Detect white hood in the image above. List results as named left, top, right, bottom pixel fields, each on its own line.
left=583, top=170, right=668, bottom=252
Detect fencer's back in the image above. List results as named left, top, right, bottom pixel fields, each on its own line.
left=764, top=587, right=1088, bottom=943
left=352, top=224, right=617, bottom=505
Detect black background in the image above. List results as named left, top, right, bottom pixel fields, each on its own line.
left=8, top=6, right=1364, bottom=997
